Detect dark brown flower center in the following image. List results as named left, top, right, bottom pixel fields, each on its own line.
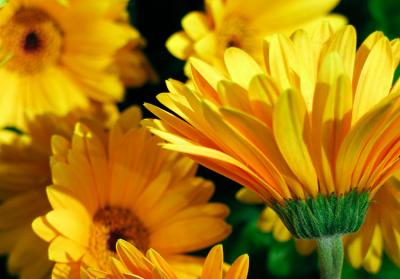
left=89, top=206, right=149, bottom=270
left=0, top=8, right=62, bottom=73
left=24, top=31, right=41, bottom=52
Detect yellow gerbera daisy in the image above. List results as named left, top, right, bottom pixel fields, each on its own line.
left=82, top=240, right=248, bottom=279
left=32, top=107, right=231, bottom=278
left=145, top=24, right=400, bottom=277
left=0, top=105, right=117, bottom=279
left=0, top=0, right=133, bottom=129
left=166, top=0, right=345, bottom=73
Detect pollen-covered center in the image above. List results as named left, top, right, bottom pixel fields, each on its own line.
left=89, top=206, right=149, bottom=270
left=0, top=8, right=63, bottom=73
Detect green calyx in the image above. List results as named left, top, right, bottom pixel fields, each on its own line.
left=271, top=190, right=369, bottom=239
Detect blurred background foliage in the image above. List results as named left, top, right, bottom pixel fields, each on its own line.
left=1, top=0, right=399, bottom=278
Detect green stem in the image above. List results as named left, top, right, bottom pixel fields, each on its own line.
left=317, top=235, right=343, bottom=279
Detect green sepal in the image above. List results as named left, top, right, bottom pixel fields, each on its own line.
left=270, top=190, right=369, bottom=239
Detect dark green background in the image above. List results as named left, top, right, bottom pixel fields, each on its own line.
left=1, top=0, right=400, bottom=278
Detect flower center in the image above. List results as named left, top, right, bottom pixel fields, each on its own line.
left=89, top=206, right=149, bottom=270
left=0, top=8, right=63, bottom=73
left=24, top=31, right=41, bottom=52
left=216, top=15, right=253, bottom=57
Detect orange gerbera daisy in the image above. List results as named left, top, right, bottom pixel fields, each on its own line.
left=83, top=241, right=249, bottom=279
left=145, top=24, right=400, bottom=277
left=0, top=0, right=132, bottom=129
left=33, top=107, right=231, bottom=278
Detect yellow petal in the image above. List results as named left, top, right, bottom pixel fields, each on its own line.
left=224, top=48, right=263, bottom=89
left=322, top=25, right=356, bottom=80
left=248, top=74, right=279, bottom=127
left=45, top=209, right=89, bottom=246
left=200, top=245, right=223, bottom=279
left=189, top=58, right=226, bottom=91
left=336, top=100, right=393, bottom=193
left=116, top=239, right=153, bottom=276
left=273, top=89, right=318, bottom=196
left=265, top=34, right=298, bottom=93
left=217, top=80, right=252, bottom=111
left=202, top=102, right=289, bottom=198
left=226, top=254, right=249, bottom=279
left=312, top=53, right=352, bottom=193
left=147, top=249, right=177, bottom=278
left=46, top=186, right=90, bottom=220
left=182, top=12, right=210, bottom=41
left=150, top=218, right=231, bottom=254
left=193, top=33, right=217, bottom=61
left=166, top=32, right=193, bottom=60
left=391, top=38, right=400, bottom=70
left=32, top=216, right=57, bottom=242
left=48, top=236, right=86, bottom=262
left=352, top=36, right=394, bottom=122
left=236, top=188, right=263, bottom=204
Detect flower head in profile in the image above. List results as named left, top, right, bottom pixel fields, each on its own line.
left=145, top=24, right=400, bottom=240
left=83, top=241, right=249, bottom=279
left=167, top=0, right=344, bottom=73
left=33, top=107, right=231, bottom=278
left=0, top=104, right=117, bottom=279
left=0, top=0, right=134, bottom=129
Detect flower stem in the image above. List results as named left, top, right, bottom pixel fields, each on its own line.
left=316, top=235, right=343, bottom=279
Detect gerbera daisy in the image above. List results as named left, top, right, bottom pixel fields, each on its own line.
left=0, top=105, right=117, bottom=279
left=166, top=0, right=345, bottom=74
left=82, top=241, right=249, bottom=279
left=0, top=0, right=133, bottom=129
left=144, top=24, right=400, bottom=278
left=32, top=107, right=231, bottom=278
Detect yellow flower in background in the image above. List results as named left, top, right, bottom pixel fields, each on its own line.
left=51, top=0, right=158, bottom=87
left=166, top=0, right=345, bottom=74
left=145, top=24, right=400, bottom=241
left=345, top=175, right=400, bottom=272
left=0, top=0, right=133, bottom=129
left=114, top=40, right=158, bottom=87
left=83, top=240, right=249, bottom=279
left=33, top=107, right=231, bottom=278
left=0, top=105, right=117, bottom=279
